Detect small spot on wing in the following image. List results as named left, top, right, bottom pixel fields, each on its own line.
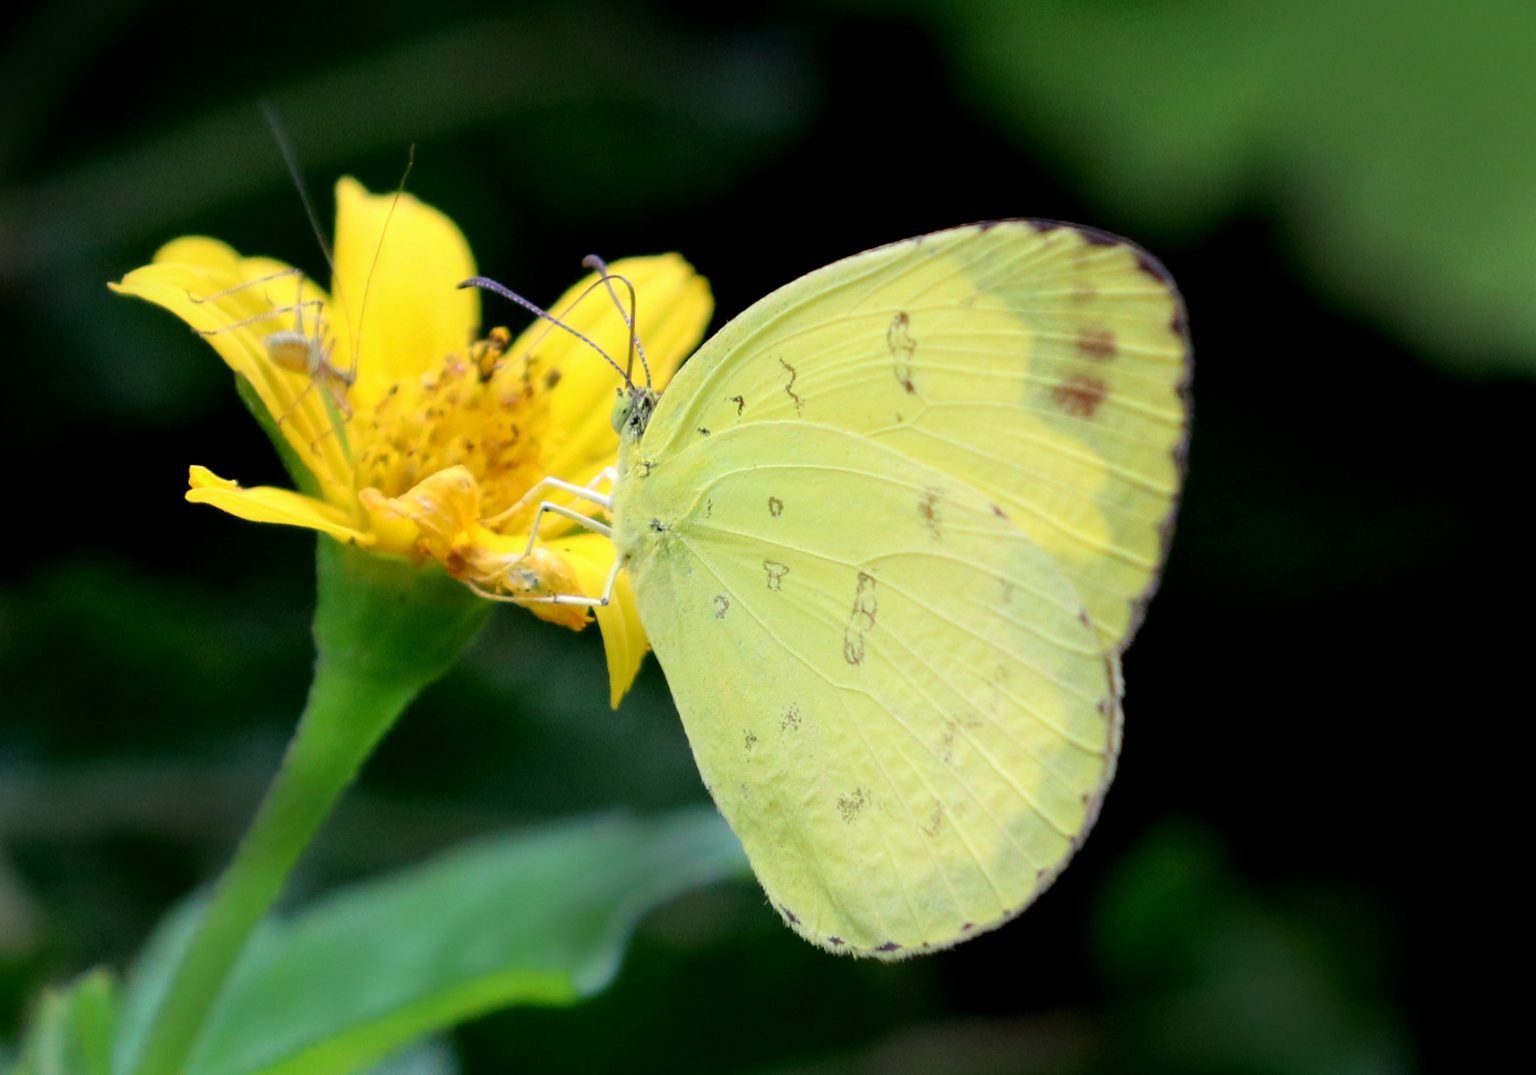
left=936, top=722, right=957, bottom=765
left=763, top=560, right=789, bottom=591
left=836, top=787, right=869, bottom=823
left=778, top=358, right=804, bottom=414
left=921, top=800, right=945, bottom=837
left=1052, top=374, right=1108, bottom=418
left=918, top=488, right=943, bottom=539
left=842, top=571, right=878, bottom=665
left=887, top=311, right=918, bottom=394
left=1077, top=327, right=1117, bottom=361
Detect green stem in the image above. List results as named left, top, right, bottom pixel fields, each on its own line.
left=128, top=541, right=490, bottom=1075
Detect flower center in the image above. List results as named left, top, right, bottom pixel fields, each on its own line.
left=353, top=328, right=551, bottom=523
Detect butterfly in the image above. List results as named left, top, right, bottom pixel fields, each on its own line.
left=494, top=221, right=1190, bottom=958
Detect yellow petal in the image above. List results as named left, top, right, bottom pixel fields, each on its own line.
left=354, top=488, right=423, bottom=556
left=362, top=467, right=482, bottom=564
left=515, top=254, right=712, bottom=485
left=112, top=242, right=355, bottom=505
left=329, top=177, right=479, bottom=410
left=187, top=466, right=371, bottom=544
left=367, top=468, right=590, bottom=629
left=554, top=532, right=650, bottom=708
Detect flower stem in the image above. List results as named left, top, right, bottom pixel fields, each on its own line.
left=128, top=541, right=490, bottom=1075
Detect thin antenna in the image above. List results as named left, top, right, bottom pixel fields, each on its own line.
left=582, top=255, right=652, bottom=388
left=515, top=274, right=639, bottom=377
left=260, top=101, right=336, bottom=274
left=459, top=276, right=630, bottom=382
left=259, top=101, right=413, bottom=404
left=354, top=145, right=415, bottom=366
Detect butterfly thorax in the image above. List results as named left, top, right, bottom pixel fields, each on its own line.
left=611, top=384, right=666, bottom=567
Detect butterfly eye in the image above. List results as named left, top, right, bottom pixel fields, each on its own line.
left=612, top=388, right=657, bottom=438
left=610, top=389, right=631, bottom=434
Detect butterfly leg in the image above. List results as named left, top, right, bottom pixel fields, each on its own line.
left=475, top=553, right=623, bottom=610
left=587, top=465, right=618, bottom=494
left=464, top=470, right=627, bottom=606
left=485, top=469, right=615, bottom=529
left=535, top=554, right=623, bottom=609
left=466, top=495, right=626, bottom=608
left=520, top=501, right=612, bottom=544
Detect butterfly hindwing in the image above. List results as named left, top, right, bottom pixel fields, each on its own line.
left=616, top=423, right=1120, bottom=956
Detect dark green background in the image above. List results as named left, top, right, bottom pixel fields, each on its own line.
left=3, top=1, right=1526, bottom=1071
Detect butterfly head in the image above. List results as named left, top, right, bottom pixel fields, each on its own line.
left=612, top=385, right=658, bottom=441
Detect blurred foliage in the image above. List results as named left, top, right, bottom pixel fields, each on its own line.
left=1090, top=824, right=1409, bottom=1075
left=2, top=0, right=1521, bottom=1071
left=8, top=970, right=115, bottom=1075
left=864, top=0, right=1536, bottom=377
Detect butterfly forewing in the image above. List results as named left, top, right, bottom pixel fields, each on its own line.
left=635, top=221, right=1189, bottom=654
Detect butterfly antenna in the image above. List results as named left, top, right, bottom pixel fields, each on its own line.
left=459, top=276, right=629, bottom=382
left=518, top=276, right=626, bottom=360
left=582, top=255, right=652, bottom=389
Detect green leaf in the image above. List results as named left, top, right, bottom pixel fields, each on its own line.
left=8, top=969, right=117, bottom=1075
left=117, top=808, right=747, bottom=1075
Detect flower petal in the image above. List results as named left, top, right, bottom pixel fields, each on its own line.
left=329, top=177, right=479, bottom=410
left=515, top=255, right=712, bottom=485
left=187, top=466, right=371, bottom=543
left=359, top=467, right=482, bottom=567
left=553, top=532, right=650, bottom=708
left=367, top=468, right=595, bottom=630
left=112, top=241, right=355, bottom=507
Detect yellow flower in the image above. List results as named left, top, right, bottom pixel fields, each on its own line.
left=111, top=178, right=712, bottom=705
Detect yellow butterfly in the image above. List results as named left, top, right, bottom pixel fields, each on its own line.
left=487, top=221, right=1189, bottom=957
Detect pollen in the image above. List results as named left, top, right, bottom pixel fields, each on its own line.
left=352, top=327, right=550, bottom=524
